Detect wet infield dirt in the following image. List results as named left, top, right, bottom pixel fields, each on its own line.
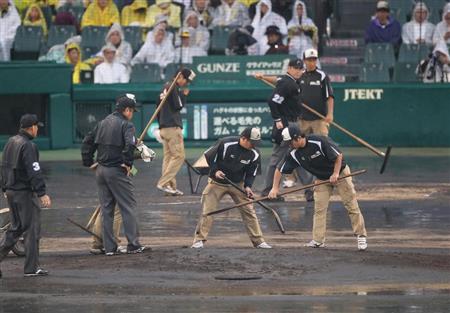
left=0, top=148, right=449, bottom=312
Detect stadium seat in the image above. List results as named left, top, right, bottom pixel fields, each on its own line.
left=81, top=46, right=97, bottom=60
left=210, top=26, right=234, bottom=54
left=47, top=25, right=77, bottom=48
left=359, top=63, right=390, bottom=82
left=130, top=63, right=162, bottom=83
left=58, top=5, right=85, bottom=23
left=390, top=7, right=408, bottom=24
left=389, top=0, right=413, bottom=11
left=11, top=26, right=43, bottom=60
left=164, top=63, right=191, bottom=79
left=364, top=43, right=396, bottom=68
left=394, top=62, right=420, bottom=83
left=122, top=26, right=143, bottom=54
left=398, top=44, right=431, bottom=63
left=81, top=26, right=109, bottom=51
left=41, top=5, right=53, bottom=29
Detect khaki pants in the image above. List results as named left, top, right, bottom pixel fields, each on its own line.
left=194, top=180, right=265, bottom=246
left=299, top=119, right=329, bottom=136
left=90, top=206, right=122, bottom=249
left=312, top=165, right=367, bottom=243
left=158, top=127, right=185, bottom=189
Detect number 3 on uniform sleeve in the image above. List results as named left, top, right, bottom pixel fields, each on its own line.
left=272, top=94, right=285, bottom=104
left=32, top=162, right=40, bottom=171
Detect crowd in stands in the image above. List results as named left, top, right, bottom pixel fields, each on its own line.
left=0, top=0, right=449, bottom=83
left=365, top=1, right=450, bottom=82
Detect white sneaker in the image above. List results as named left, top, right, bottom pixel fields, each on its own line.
left=157, top=185, right=177, bottom=195
left=256, top=242, right=272, bottom=249
left=191, top=241, right=204, bottom=249
left=357, top=235, right=367, bottom=251
left=117, top=246, right=127, bottom=254
left=305, top=240, right=325, bottom=248
left=173, top=189, right=184, bottom=196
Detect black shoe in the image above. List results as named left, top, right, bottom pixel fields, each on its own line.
left=127, top=246, right=147, bottom=254
left=305, top=190, right=314, bottom=202
left=264, top=196, right=285, bottom=202
left=24, top=268, right=49, bottom=277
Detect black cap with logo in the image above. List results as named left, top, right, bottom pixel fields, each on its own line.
left=288, top=58, right=304, bottom=69
left=116, top=93, right=139, bottom=112
left=20, top=114, right=44, bottom=129
left=240, top=126, right=262, bottom=146
left=282, top=125, right=304, bottom=141
left=180, top=68, right=196, bottom=82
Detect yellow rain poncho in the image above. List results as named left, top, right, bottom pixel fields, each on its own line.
left=65, top=43, right=91, bottom=84
left=81, top=0, right=120, bottom=28
left=121, top=0, right=148, bottom=26
left=145, top=0, right=181, bottom=28
left=23, top=4, right=48, bottom=36
left=14, top=0, right=58, bottom=14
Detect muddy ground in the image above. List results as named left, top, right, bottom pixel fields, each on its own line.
left=0, top=148, right=449, bottom=312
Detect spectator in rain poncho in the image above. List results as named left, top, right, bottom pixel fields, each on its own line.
left=174, top=28, right=207, bottom=64
left=81, top=0, right=119, bottom=28
left=421, top=40, right=450, bottom=83
left=121, top=0, right=148, bottom=26
left=64, top=42, right=91, bottom=84
left=95, top=23, right=133, bottom=68
left=39, top=35, right=80, bottom=63
left=131, top=24, right=175, bottom=69
left=288, top=0, right=318, bottom=59
left=402, top=2, right=435, bottom=45
left=145, top=15, right=174, bottom=44
left=186, top=0, right=212, bottom=27
left=251, top=0, right=287, bottom=54
left=145, top=0, right=181, bottom=28
left=432, top=4, right=450, bottom=45
left=94, top=44, right=130, bottom=83
left=210, top=0, right=250, bottom=28
left=23, top=4, right=48, bottom=36
left=0, top=0, right=21, bottom=61
left=182, top=10, right=210, bottom=52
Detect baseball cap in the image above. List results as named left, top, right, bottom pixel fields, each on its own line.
left=281, top=125, right=303, bottom=141
left=180, top=28, right=190, bottom=38
left=20, top=114, right=44, bottom=128
left=303, top=48, right=318, bottom=59
left=180, top=68, right=196, bottom=82
left=376, top=1, right=389, bottom=11
left=116, top=93, right=139, bottom=112
left=240, top=127, right=261, bottom=146
left=265, top=25, right=282, bottom=36
left=288, top=58, right=304, bottom=69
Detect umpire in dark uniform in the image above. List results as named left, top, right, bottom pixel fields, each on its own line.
left=0, top=114, right=51, bottom=277
left=82, top=94, right=144, bottom=256
left=299, top=48, right=334, bottom=136
left=257, top=58, right=314, bottom=201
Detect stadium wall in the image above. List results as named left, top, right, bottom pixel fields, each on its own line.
left=0, top=63, right=449, bottom=149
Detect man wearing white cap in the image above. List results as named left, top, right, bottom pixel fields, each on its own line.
left=299, top=48, right=334, bottom=137
left=364, top=0, right=401, bottom=47
left=94, top=43, right=130, bottom=84
left=191, top=127, right=272, bottom=249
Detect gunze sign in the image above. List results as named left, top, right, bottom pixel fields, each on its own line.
left=193, top=55, right=291, bottom=80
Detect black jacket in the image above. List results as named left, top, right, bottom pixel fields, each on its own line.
left=81, top=111, right=137, bottom=168
left=299, top=68, right=334, bottom=121
left=268, top=74, right=302, bottom=143
left=278, top=135, right=346, bottom=180
left=157, top=82, right=186, bottom=129
left=204, top=136, right=260, bottom=188
left=1, top=130, right=46, bottom=196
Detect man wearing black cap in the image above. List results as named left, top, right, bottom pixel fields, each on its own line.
left=156, top=68, right=195, bottom=196
left=268, top=125, right=368, bottom=251
left=265, top=25, right=289, bottom=55
left=256, top=58, right=314, bottom=202
left=191, top=127, right=271, bottom=249
left=81, top=93, right=144, bottom=255
left=0, top=114, right=51, bottom=277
